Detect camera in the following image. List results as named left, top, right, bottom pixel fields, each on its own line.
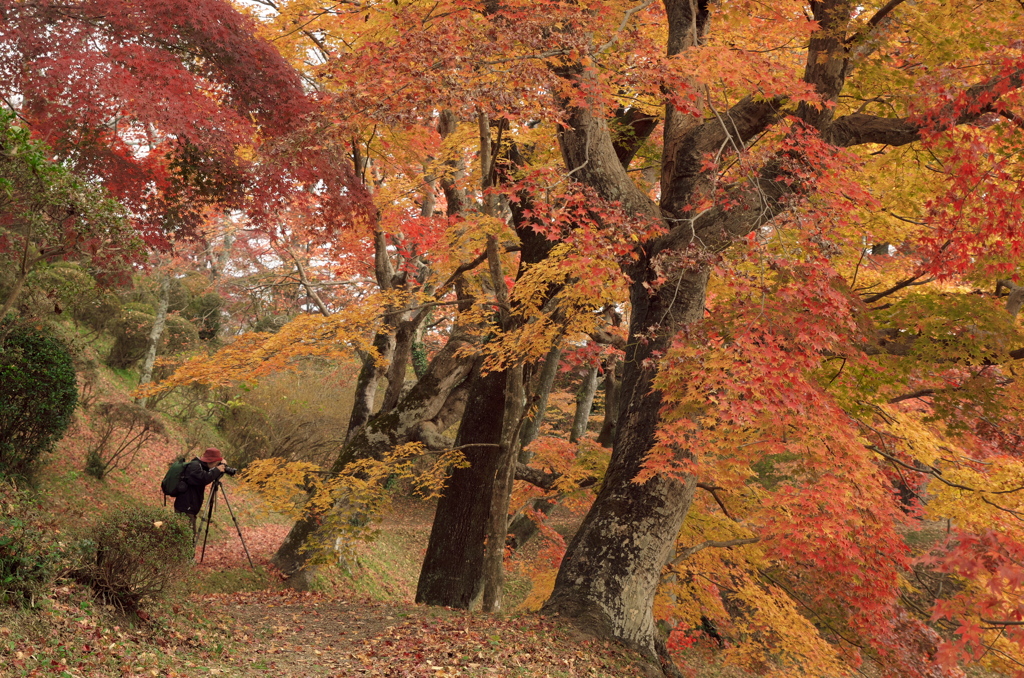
left=223, top=466, right=238, bottom=476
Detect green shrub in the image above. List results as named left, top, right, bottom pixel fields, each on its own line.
left=83, top=506, right=193, bottom=612
left=0, top=482, right=74, bottom=607
left=183, top=292, right=223, bottom=340
left=72, top=289, right=123, bottom=333
left=0, top=323, right=78, bottom=479
left=106, top=308, right=154, bottom=368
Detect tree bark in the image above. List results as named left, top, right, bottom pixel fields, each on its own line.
left=481, top=364, right=524, bottom=612
left=569, top=365, right=600, bottom=443
left=415, top=366, right=510, bottom=609
left=380, top=311, right=423, bottom=414
left=519, top=344, right=563, bottom=454
left=136, top=275, right=170, bottom=408
left=542, top=263, right=708, bottom=660
left=345, top=327, right=396, bottom=439
left=596, top=358, right=620, bottom=448
left=272, top=330, right=476, bottom=581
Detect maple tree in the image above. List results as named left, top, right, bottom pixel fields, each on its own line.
left=0, top=0, right=370, bottom=303
left=274, top=1, right=1024, bottom=675
left=82, top=0, right=1024, bottom=675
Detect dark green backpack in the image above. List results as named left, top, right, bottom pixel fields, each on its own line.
left=160, top=456, right=190, bottom=503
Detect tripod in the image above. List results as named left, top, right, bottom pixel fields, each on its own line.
left=199, top=478, right=255, bottom=570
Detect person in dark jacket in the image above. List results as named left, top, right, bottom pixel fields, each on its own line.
left=174, top=447, right=227, bottom=536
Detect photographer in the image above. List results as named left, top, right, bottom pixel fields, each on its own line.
left=174, top=447, right=235, bottom=535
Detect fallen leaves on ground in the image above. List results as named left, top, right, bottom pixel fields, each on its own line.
left=204, top=589, right=648, bottom=677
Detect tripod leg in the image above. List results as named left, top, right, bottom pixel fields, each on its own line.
left=199, top=481, right=219, bottom=564
left=217, top=484, right=255, bottom=570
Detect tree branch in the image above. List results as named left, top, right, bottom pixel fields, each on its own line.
left=828, top=68, right=1024, bottom=148
left=514, top=462, right=598, bottom=491
left=670, top=537, right=760, bottom=566
left=861, top=273, right=933, bottom=304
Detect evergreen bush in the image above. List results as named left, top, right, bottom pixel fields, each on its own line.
left=106, top=308, right=153, bottom=368
left=0, top=323, right=78, bottom=478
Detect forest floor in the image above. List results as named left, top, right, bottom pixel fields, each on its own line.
left=1, top=489, right=691, bottom=678
left=184, top=496, right=662, bottom=678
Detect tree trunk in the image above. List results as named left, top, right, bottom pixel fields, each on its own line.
left=481, top=365, right=524, bottom=612
left=519, top=344, right=562, bottom=455
left=380, top=311, right=422, bottom=414
left=415, top=120, right=555, bottom=612
left=273, top=331, right=475, bottom=581
left=345, top=328, right=396, bottom=439
left=596, top=358, right=620, bottom=448
left=136, top=276, right=170, bottom=408
left=542, top=264, right=709, bottom=660
left=569, top=365, right=600, bottom=443
left=415, top=366, right=510, bottom=609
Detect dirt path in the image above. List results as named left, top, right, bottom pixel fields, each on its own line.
left=187, top=590, right=649, bottom=678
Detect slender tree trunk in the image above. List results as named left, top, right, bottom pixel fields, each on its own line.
left=481, top=364, right=524, bottom=612
left=380, top=311, right=422, bottom=414
left=345, top=328, right=396, bottom=439
left=136, top=276, right=170, bottom=408
left=569, top=365, right=600, bottom=443
left=596, top=358, right=620, bottom=448
left=506, top=343, right=566, bottom=551
left=519, top=344, right=562, bottom=455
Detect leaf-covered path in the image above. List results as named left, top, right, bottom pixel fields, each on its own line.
left=193, top=590, right=654, bottom=677
left=173, top=495, right=655, bottom=678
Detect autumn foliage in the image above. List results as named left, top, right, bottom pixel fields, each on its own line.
left=5, top=0, right=1024, bottom=676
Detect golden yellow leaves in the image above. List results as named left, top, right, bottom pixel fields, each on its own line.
left=133, top=302, right=385, bottom=399
left=240, top=443, right=468, bottom=555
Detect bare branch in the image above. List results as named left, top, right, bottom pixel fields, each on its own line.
left=514, top=463, right=598, bottom=491
left=696, top=482, right=736, bottom=520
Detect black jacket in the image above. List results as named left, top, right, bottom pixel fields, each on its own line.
left=173, top=458, right=224, bottom=515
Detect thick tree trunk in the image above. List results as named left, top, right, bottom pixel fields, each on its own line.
left=415, top=367, right=510, bottom=609
left=415, top=120, right=555, bottom=611
left=542, top=264, right=709, bottom=660
left=136, top=276, right=170, bottom=408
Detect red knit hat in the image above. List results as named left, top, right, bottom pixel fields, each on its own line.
left=199, top=447, right=223, bottom=464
